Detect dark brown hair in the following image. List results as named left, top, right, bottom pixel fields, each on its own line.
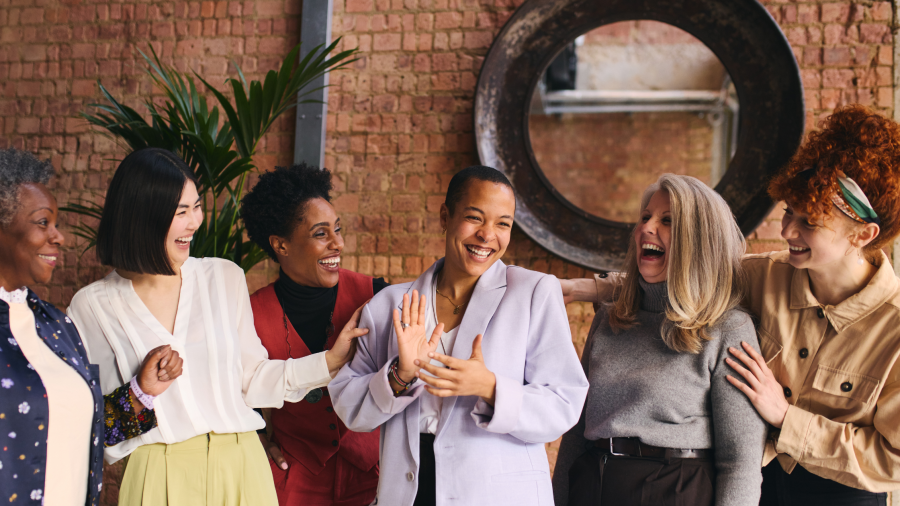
left=97, top=148, right=198, bottom=275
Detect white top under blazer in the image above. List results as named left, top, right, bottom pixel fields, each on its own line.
left=67, top=257, right=332, bottom=464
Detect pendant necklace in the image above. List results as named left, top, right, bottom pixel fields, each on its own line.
left=431, top=274, right=449, bottom=358
left=435, top=272, right=467, bottom=315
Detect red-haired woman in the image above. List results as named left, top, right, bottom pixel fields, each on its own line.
left=561, top=105, right=900, bottom=505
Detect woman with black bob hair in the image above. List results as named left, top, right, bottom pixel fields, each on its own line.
left=240, top=163, right=384, bottom=506
left=0, top=148, right=180, bottom=506
left=68, top=148, right=368, bottom=506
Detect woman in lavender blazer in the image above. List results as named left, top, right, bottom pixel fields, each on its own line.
left=330, top=166, right=589, bottom=506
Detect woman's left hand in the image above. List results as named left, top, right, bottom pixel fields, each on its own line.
left=725, top=341, right=789, bottom=428
left=415, top=334, right=497, bottom=406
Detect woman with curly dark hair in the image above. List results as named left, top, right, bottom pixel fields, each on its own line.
left=561, top=105, right=900, bottom=505
left=240, top=163, right=384, bottom=506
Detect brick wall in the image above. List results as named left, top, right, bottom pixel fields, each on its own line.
left=0, top=0, right=895, bottom=500
left=530, top=112, right=715, bottom=222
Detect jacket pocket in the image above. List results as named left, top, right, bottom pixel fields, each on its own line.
left=757, top=328, right=783, bottom=365
left=811, top=365, right=880, bottom=405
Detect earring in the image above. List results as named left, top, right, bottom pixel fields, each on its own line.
left=858, top=249, right=865, bottom=265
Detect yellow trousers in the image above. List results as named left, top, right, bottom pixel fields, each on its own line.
left=118, top=431, right=278, bottom=506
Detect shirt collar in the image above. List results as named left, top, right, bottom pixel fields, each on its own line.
left=0, top=286, right=29, bottom=304
left=790, top=250, right=898, bottom=332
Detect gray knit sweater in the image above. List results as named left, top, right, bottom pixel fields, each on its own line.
left=552, top=279, right=766, bottom=506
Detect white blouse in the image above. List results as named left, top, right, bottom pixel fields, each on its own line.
left=68, top=257, right=332, bottom=463
left=418, top=274, right=460, bottom=434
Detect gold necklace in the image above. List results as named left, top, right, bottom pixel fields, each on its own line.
left=435, top=273, right=468, bottom=315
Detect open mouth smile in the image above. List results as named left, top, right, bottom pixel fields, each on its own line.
left=38, top=254, right=57, bottom=266
left=318, top=255, right=340, bottom=271
left=788, top=244, right=811, bottom=255
left=175, top=236, right=193, bottom=249
left=465, top=245, right=493, bottom=262
left=640, top=242, right=666, bottom=261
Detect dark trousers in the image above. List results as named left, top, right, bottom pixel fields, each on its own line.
left=567, top=448, right=715, bottom=506
left=760, top=460, right=887, bottom=506
left=413, top=434, right=436, bottom=506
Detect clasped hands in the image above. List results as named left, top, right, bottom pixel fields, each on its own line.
left=392, top=290, right=497, bottom=406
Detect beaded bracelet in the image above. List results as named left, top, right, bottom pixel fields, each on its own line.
left=130, top=376, right=156, bottom=411
left=389, top=358, right=417, bottom=394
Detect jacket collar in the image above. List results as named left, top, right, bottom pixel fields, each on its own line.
left=397, top=257, right=508, bottom=310
left=790, top=250, right=898, bottom=332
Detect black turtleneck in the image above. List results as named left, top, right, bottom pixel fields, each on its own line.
left=273, top=270, right=388, bottom=354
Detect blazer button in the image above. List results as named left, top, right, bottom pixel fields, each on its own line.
left=326, top=407, right=334, bottom=413
left=332, top=440, right=338, bottom=447
left=783, top=386, right=792, bottom=398
left=816, top=308, right=825, bottom=319
left=798, top=348, right=809, bottom=359
left=841, top=382, right=853, bottom=392
left=406, top=472, right=415, bottom=481
left=329, top=424, right=337, bottom=430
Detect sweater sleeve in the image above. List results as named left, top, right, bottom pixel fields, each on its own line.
left=712, top=313, right=767, bottom=506
left=552, top=324, right=596, bottom=506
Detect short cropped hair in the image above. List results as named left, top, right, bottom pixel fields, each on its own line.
left=444, top=165, right=514, bottom=215
left=769, top=104, right=900, bottom=252
left=96, top=148, right=198, bottom=275
left=241, top=163, right=333, bottom=261
left=0, top=148, right=55, bottom=228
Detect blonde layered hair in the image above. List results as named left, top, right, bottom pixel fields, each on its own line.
left=608, top=174, right=746, bottom=354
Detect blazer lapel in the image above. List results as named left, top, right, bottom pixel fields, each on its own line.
left=435, top=260, right=508, bottom=437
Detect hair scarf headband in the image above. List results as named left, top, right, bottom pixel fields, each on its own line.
left=798, top=167, right=880, bottom=225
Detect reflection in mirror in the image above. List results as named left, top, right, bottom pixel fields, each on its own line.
left=529, top=21, right=739, bottom=222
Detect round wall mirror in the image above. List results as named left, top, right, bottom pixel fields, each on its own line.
left=475, top=0, right=804, bottom=271
left=529, top=21, right=738, bottom=222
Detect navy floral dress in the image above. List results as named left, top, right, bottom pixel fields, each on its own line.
left=0, top=289, right=156, bottom=505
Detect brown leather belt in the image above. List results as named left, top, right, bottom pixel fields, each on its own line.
left=595, top=437, right=712, bottom=460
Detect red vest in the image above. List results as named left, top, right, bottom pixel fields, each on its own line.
left=249, top=269, right=380, bottom=475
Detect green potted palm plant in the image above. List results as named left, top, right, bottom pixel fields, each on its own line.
left=65, top=40, right=356, bottom=271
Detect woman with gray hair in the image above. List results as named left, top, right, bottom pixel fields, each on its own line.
left=0, top=148, right=182, bottom=506
left=552, top=174, right=767, bottom=506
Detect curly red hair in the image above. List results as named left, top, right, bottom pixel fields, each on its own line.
left=769, top=104, right=900, bottom=251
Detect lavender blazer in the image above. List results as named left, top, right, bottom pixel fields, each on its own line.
left=330, top=259, right=589, bottom=506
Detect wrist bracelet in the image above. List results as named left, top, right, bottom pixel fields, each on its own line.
left=130, top=376, right=156, bottom=411
left=389, top=359, right=417, bottom=392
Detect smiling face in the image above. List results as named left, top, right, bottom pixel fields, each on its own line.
left=440, top=179, right=515, bottom=278
left=165, top=180, right=203, bottom=269
left=634, top=189, right=672, bottom=283
left=781, top=202, right=867, bottom=270
left=0, top=183, right=64, bottom=289
left=272, top=197, right=344, bottom=288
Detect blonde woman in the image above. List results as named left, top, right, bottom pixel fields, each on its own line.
left=552, top=175, right=766, bottom=506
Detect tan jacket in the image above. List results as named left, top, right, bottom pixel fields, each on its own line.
left=742, top=251, right=900, bottom=492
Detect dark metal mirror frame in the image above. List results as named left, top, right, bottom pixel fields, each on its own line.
left=475, top=0, right=805, bottom=272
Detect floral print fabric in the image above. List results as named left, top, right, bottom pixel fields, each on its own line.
left=104, top=383, right=156, bottom=447
left=0, top=290, right=154, bottom=505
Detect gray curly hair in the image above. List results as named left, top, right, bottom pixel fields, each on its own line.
left=0, top=148, right=55, bottom=228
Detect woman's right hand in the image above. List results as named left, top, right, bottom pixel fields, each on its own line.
left=137, top=345, right=183, bottom=397
left=393, top=290, right=443, bottom=383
